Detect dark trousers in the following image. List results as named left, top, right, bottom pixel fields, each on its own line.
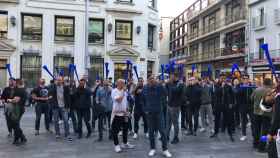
left=69, top=108, right=78, bottom=133
left=134, top=111, right=148, bottom=134
left=11, top=110, right=25, bottom=142
left=233, top=104, right=240, bottom=127
left=188, top=105, right=200, bottom=132
left=5, top=111, right=13, bottom=133
left=111, top=116, right=128, bottom=145
left=147, top=112, right=168, bottom=151
left=181, top=105, right=188, bottom=129
left=268, top=141, right=278, bottom=158
left=240, top=107, right=254, bottom=136
left=92, top=106, right=97, bottom=130
left=35, top=103, right=50, bottom=131
left=214, top=106, right=234, bottom=136
left=77, top=108, right=91, bottom=136
left=253, top=114, right=271, bottom=151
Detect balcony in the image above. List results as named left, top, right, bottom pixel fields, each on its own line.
left=274, top=9, right=280, bottom=25
left=249, top=49, right=280, bottom=65
left=252, top=14, right=266, bottom=31
left=0, top=0, right=18, bottom=3
left=225, top=10, right=246, bottom=25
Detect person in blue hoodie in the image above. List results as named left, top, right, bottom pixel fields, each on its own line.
left=142, top=75, right=172, bottom=158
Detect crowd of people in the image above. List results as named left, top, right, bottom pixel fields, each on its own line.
left=1, top=73, right=280, bottom=158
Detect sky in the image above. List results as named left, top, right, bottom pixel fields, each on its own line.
left=159, top=0, right=197, bottom=17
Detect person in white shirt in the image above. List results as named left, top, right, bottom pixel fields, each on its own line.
left=111, top=79, right=135, bottom=153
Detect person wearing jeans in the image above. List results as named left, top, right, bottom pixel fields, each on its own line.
left=142, top=75, right=172, bottom=158
left=111, top=79, right=134, bottom=153
left=166, top=74, right=184, bottom=144
left=31, top=78, right=52, bottom=135
left=49, top=77, right=72, bottom=141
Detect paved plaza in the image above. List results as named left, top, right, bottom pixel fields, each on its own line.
left=0, top=107, right=267, bottom=158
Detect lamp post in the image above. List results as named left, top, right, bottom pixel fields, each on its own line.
left=85, top=0, right=90, bottom=75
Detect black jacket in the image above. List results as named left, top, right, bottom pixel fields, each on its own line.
left=186, top=84, right=202, bottom=107
left=49, top=85, right=71, bottom=109
left=134, top=85, right=144, bottom=113
left=166, top=81, right=185, bottom=108
left=269, top=95, right=280, bottom=135
left=1, top=87, right=15, bottom=102
left=75, top=87, right=92, bottom=109
left=221, top=84, right=234, bottom=107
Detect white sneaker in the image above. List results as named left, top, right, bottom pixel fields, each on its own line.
left=163, top=150, right=172, bottom=158
left=59, top=120, right=63, bottom=125
left=148, top=149, right=156, bottom=157
left=133, top=133, right=138, bottom=139
left=145, top=133, right=149, bottom=138
left=240, top=136, right=247, bottom=141
left=118, top=131, right=123, bottom=136
left=121, top=143, right=135, bottom=149
left=115, top=145, right=122, bottom=153
left=199, top=128, right=206, bottom=132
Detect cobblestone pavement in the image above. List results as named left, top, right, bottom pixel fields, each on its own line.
left=0, top=107, right=267, bottom=158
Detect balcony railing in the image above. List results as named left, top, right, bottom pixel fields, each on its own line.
left=249, top=49, right=280, bottom=65
left=187, top=0, right=221, bottom=20
left=188, top=11, right=246, bottom=41
left=187, top=47, right=245, bottom=63
left=274, top=9, right=280, bottom=24
left=252, top=14, right=266, bottom=30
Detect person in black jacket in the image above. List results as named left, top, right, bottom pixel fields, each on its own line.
left=75, top=79, right=92, bottom=139
left=267, top=83, right=280, bottom=158
left=166, top=73, right=185, bottom=144
left=49, top=77, right=72, bottom=141
left=210, top=76, right=235, bottom=142
left=185, top=77, right=202, bottom=136
left=68, top=80, right=78, bottom=134
left=0, top=78, right=16, bottom=137
left=132, top=77, right=148, bottom=139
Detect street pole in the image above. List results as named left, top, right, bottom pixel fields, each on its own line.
left=85, top=0, right=90, bottom=76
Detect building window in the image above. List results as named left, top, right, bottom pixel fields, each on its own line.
left=89, top=19, right=104, bottom=44
left=225, top=28, right=245, bottom=50
left=55, top=16, right=75, bottom=42
left=114, top=63, right=132, bottom=81
left=115, top=20, right=133, bottom=45
left=147, top=61, right=154, bottom=79
left=226, top=0, right=241, bottom=24
left=259, top=7, right=265, bottom=26
left=22, top=14, right=42, bottom=40
left=88, top=56, right=104, bottom=87
left=148, top=0, right=155, bottom=8
left=148, top=24, right=156, bottom=50
left=20, top=55, right=42, bottom=88
left=0, top=11, right=8, bottom=39
left=258, top=38, right=264, bottom=59
left=190, top=21, right=199, bottom=39
left=53, top=56, right=74, bottom=78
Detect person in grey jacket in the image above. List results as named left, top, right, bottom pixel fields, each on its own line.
left=199, top=78, right=214, bottom=134
left=96, top=79, right=113, bottom=141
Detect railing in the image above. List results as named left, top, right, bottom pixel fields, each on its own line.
left=187, top=47, right=245, bottom=63
left=187, top=0, right=222, bottom=20
left=274, top=9, right=280, bottom=24
left=249, top=49, right=280, bottom=64
left=252, top=14, right=266, bottom=30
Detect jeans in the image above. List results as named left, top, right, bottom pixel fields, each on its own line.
left=253, top=114, right=271, bottom=151
left=147, top=112, right=168, bottom=151
left=134, top=111, right=148, bottom=134
left=200, top=104, right=214, bottom=131
left=69, top=108, right=78, bottom=133
left=188, top=105, right=200, bottom=132
left=240, top=107, right=254, bottom=136
left=4, top=110, right=13, bottom=133
left=167, top=106, right=180, bottom=139
left=35, top=103, right=50, bottom=131
left=53, top=107, right=70, bottom=137
left=111, top=116, right=128, bottom=146
left=77, top=108, right=91, bottom=136
left=11, top=109, right=25, bottom=141
left=181, top=105, right=188, bottom=129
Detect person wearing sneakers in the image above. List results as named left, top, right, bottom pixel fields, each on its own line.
left=133, top=77, right=148, bottom=139
left=31, top=78, right=53, bottom=135
left=142, top=75, right=172, bottom=158
left=49, top=77, right=72, bottom=141
left=111, top=79, right=135, bottom=153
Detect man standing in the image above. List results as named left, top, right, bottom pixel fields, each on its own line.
left=142, top=75, right=172, bottom=157
left=49, top=77, right=72, bottom=141
left=185, top=77, right=202, bottom=136
left=95, top=79, right=113, bottom=141
left=1, top=78, right=16, bottom=137
left=251, top=78, right=273, bottom=152
left=111, top=79, right=134, bottom=153
left=68, top=80, right=78, bottom=134
left=166, top=73, right=185, bottom=144
left=133, top=77, right=148, bottom=139
left=31, top=78, right=52, bottom=135
left=199, top=78, right=214, bottom=134
left=75, top=79, right=92, bottom=139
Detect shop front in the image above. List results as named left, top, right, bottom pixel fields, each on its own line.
left=213, top=58, right=245, bottom=78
